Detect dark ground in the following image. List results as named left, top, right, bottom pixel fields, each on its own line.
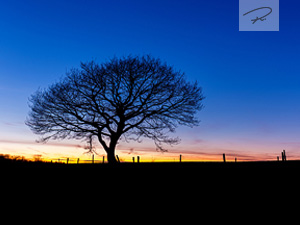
left=2, top=158, right=300, bottom=181
left=2, top=158, right=299, bottom=214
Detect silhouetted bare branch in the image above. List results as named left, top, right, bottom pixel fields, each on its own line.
left=26, top=55, right=204, bottom=163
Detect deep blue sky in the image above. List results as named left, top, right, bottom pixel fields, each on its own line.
left=1, top=0, right=300, bottom=161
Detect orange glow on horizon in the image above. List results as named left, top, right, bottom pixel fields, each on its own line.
left=0, top=151, right=289, bottom=164
left=1, top=138, right=299, bottom=163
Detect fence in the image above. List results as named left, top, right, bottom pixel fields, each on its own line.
left=48, top=154, right=182, bottom=164
left=49, top=155, right=149, bottom=164
left=49, top=155, right=106, bottom=164
left=47, top=150, right=288, bottom=164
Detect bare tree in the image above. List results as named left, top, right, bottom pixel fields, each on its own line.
left=26, top=55, right=204, bottom=163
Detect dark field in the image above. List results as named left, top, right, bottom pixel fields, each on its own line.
left=2, top=156, right=300, bottom=179
left=2, top=157, right=299, bottom=200
left=3, top=155, right=300, bottom=170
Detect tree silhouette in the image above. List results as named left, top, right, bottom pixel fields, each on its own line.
left=26, top=55, right=204, bottom=163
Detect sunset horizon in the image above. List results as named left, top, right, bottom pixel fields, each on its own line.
left=1, top=0, right=300, bottom=164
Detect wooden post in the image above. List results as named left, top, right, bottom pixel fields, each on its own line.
left=77, top=158, right=80, bottom=164
left=67, top=158, right=69, bottom=164
left=102, top=156, right=105, bottom=164
left=116, top=155, right=120, bottom=163
left=281, top=150, right=286, bottom=162
left=92, top=154, right=94, bottom=164
left=277, top=156, right=279, bottom=161
left=137, top=156, right=140, bottom=163
left=223, top=153, right=226, bottom=163
left=235, top=158, right=237, bottom=163
left=179, top=154, right=182, bottom=163
left=132, top=157, right=135, bottom=163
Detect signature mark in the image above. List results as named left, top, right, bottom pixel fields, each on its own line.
left=243, top=7, right=272, bottom=24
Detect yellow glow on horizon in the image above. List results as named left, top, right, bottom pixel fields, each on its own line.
left=13, top=154, right=274, bottom=164
left=0, top=138, right=295, bottom=163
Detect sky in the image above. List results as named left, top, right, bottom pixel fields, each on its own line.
left=0, top=0, right=300, bottom=162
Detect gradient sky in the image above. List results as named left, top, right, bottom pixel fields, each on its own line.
left=1, top=0, right=300, bottom=162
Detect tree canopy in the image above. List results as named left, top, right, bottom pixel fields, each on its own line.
left=26, top=55, right=204, bottom=163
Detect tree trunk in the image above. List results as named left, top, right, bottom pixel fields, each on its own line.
left=106, top=147, right=118, bottom=164
left=106, top=134, right=121, bottom=164
left=98, top=132, right=121, bottom=164
left=97, top=134, right=118, bottom=164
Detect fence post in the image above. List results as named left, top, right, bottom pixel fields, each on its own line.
left=132, top=157, right=135, bottom=163
left=281, top=150, right=287, bottom=162
left=223, top=153, right=226, bottom=163
left=92, top=154, right=94, bottom=164
left=102, top=156, right=105, bottom=164
left=179, top=154, right=182, bottom=163
left=116, top=155, right=120, bottom=163
left=137, top=156, right=140, bottom=163
left=77, top=158, right=80, bottom=164
left=67, top=158, right=69, bottom=164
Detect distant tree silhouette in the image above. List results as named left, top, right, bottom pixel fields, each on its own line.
left=26, top=55, right=204, bottom=163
